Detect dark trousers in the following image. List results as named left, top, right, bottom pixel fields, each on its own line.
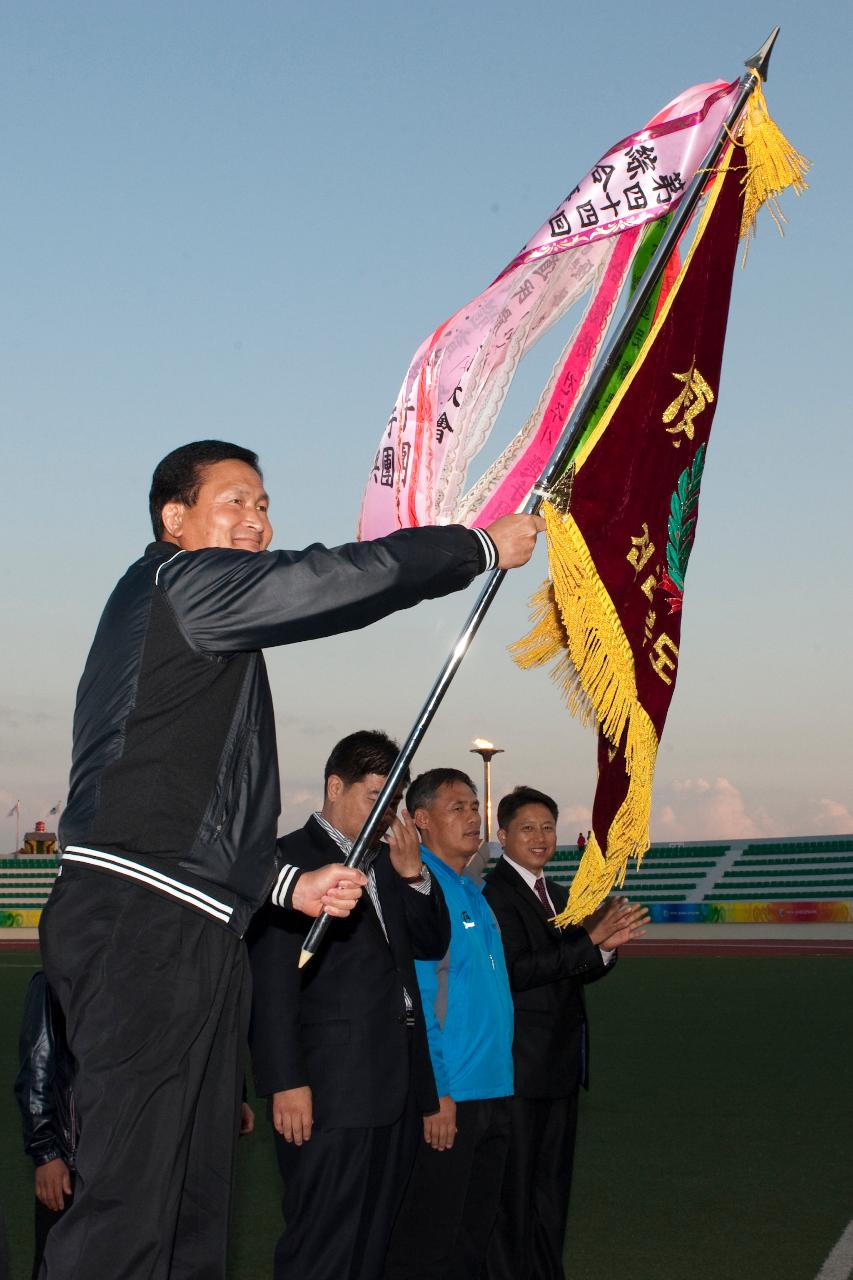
left=38, top=868, right=250, bottom=1280
left=33, top=1189, right=74, bottom=1280
left=485, top=1093, right=579, bottom=1280
left=385, top=1096, right=511, bottom=1280
left=273, top=1086, right=420, bottom=1280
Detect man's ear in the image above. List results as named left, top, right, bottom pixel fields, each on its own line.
left=326, top=775, right=344, bottom=803
left=497, top=827, right=507, bottom=849
left=161, top=501, right=185, bottom=538
left=412, top=806, right=430, bottom=834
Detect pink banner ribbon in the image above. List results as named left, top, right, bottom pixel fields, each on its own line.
left=358, top=78, right=739, bottom=539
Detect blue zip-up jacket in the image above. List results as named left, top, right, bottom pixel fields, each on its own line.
left=414, top=847, right=514, bottom=1103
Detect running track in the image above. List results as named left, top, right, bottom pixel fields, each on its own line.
left=4, top=937, right=853, bottom=956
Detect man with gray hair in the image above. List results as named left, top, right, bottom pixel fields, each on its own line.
left=385, top=768, right=514, bottom=1280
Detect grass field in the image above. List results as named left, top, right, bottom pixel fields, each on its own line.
left=1, top=949, right=851, bottom=1280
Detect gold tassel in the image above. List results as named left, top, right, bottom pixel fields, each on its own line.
left=512, top=502, right=660, bottom=925
left=521, top=503, right=638, bottom=744
left=509, top=579, right=597, bottom=729
left=552, top=705, right=658, bottom=926
left=738, top=73, right=810, bottom=245
left=553, top=833, right=610, bottom=927
left=509, top=581, right=565, bottom=671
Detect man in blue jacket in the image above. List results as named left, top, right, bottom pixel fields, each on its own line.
left=385, top=768, right=514, bottom=1280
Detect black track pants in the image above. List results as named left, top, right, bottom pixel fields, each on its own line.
left=38, top=867, right=250, bottom=1280
left=385, top=1096, right=511, bottom=1280
left=484, top=1093, right=579, bottom=1280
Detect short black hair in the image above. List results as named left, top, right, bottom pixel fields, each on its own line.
left=324, top=730, right=409, bottom=789
left=406, top=768, right=477, bottom=817
left=497, top=785, right=559, bottom=830
left=149, top=440, right=262, bottom=539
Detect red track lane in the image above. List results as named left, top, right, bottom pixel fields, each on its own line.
left=623, top=938, right=853, bottom=957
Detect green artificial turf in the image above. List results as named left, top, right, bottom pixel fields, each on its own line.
left=1, top=950, right=850, bottom=1280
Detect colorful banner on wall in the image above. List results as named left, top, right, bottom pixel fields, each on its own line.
left=0, top=908, right=42, bottom=928
left=646, top=901, right=853, bottom=925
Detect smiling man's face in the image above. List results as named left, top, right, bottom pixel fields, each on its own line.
left=499, top=802, right=557, bottom=875
left=161, top=459, right=273, bottom=553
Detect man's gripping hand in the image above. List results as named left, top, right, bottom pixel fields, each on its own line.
left=423, top=1094, right=457, bottom=1152
left=272, top=1087, right=313, bottom=1145
left=35, top=1157, right=72, bottom=1212
left=483, top=513, right=546, bottom=569
left=291, top=864, right=367, bottom=918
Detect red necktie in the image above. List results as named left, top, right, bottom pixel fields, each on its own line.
left=533, top=877, right=550, bottom=909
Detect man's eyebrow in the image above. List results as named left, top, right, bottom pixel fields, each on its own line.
left=219, top=484, right=271, bottom=504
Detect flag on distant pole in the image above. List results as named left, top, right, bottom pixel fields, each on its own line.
left=7, top=800, right=22, bottom=854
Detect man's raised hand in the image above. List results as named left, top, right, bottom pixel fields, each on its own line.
left=483, top=513, right=546, bottom=569
left=291, top=864, right=367, bottom=918
left=386, top=810, right=423, bottom=880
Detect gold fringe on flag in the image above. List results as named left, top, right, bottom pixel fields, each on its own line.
left=510, top=502, right=658, bottom=925
left=737, top=72, right=810, bottom=247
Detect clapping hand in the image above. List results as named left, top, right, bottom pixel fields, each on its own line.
left=585, top=896, right=649, bottom=950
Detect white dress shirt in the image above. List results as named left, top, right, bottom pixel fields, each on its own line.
left=501, top=854, right=614, bottom=966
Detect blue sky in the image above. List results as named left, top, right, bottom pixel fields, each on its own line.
left=3, top=0, right=851, bottom=847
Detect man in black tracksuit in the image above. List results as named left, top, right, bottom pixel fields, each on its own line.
left=39, top=438, right=542, bottom=1279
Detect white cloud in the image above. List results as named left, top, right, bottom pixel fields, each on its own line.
left=652, top=776, right=782, bottom=841
left=671, top=777, right=711, bottom=795
left=278, top=785, right=324, bottom=835
left=561, top=802, right=592, bottom=823
left=556, top=804, right=591, bottom=844
left=812, top=798, right=853, bottom=834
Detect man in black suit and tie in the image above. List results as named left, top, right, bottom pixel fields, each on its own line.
left=248, top=730, right=450, bottom=1280
left=483, top=786, right=648, bottom=1280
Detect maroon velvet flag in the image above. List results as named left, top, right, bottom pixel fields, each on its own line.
left=513, top=143, right=746, bottom=923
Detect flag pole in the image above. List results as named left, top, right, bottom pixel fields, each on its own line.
left=299, top=27, right=779, bottom=967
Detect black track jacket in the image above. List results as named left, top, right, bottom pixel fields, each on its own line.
left=15, top=971, right=78, bottom=1169
left=59, top=528, right=495, bottom=936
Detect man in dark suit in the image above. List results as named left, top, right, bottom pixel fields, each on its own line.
left=483, top=786, right=648, bottom=1280
left=249, top=730, right=450, bottom=1280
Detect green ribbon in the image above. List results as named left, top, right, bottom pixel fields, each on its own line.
left=563, top=214, right=673, bottom=470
